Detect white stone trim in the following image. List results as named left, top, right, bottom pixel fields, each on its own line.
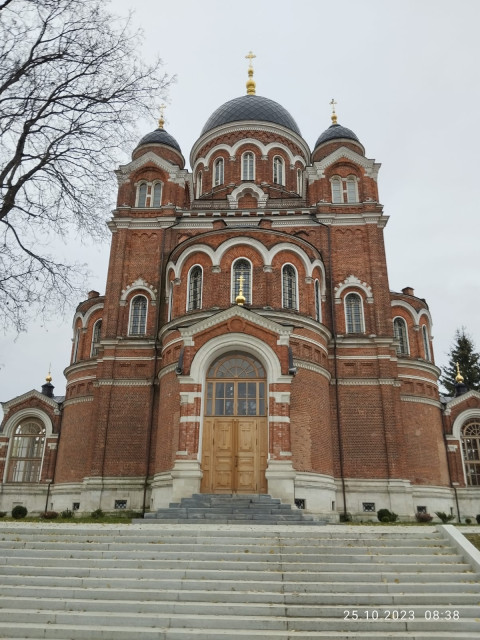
left=293, top=360, right=331, bottom=380
left=63, top=397, right=94, bottom=408
left=269, top=392, right=291, bottom=403
left=71, top=302, right=104, bottom=330
left=116, top=151, right=186, bottom=185
left=290, top=333, right=328, bottom=355
left=335, top=378, right=399, bottom=386
left=120, top=278, right=157, bottom=304
left=95, top=379, right=152, bottom=387
left=390, top=299, right=433, bottom=327
left=268, top=416, right=290, bottom=423
left=335, top=274, right=373, bottom=301
left=1, top=390, right=61, bottom=414
left=400, top=395, right=442, bottom=408
left=1, top=408, right=54, bottom=438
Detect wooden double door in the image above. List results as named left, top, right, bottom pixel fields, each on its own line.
left=200, top=354, right=268, bottom=494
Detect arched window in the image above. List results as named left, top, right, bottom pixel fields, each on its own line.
left=232, top=259, right=251, bottom=304
left=314, top=279, right=321, bottom=322
left=282, top=264, right=298, bottom=310
left=90, top=319, right=102, bottom=357
left=273, top=156, right=284, bottom=185
left=214, top=158, right=224, bottom=186
left=137, top=182, right=148, bottom=207
left=152, top=182, right=162, bottom=207
left=345, top=292, right=364, bottom=333
left=73, top=328, right=80, bottom=363
left=461, top=422, right=480, bottom=486
left=297, top=169, right=303, bottom=196
left=331, top=177, right=342, bottom=203
left=393, top=317, right=409, bottom=356
left=129, top=295, right=147, bottom=335
left=346, top=176, right=358, bottom=203
left=196, top=172, right=203, bottom=198
left=422, top=325, right=431, bottom=361
left=242, top=152, right=255, bottom=181
left=7, top=421, right=46, bottom=483
left=187, top=266, right=203, bottom=311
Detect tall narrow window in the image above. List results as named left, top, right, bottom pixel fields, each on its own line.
left=137, top=182, right=148, bottom=207
left=214, top=158, right=224, bottom=186
left=7, top=421, right=46, bottom=483
left=90, top=319, right=102, bottom=357
left=345, top=292, right=364, bottom=333
left=167, top=282, right=173, bottom=322
left=331, top=177, right=342, bottom=203
left=393, top=317, right=409, bottom=356
left=196, top=172, right=203, bottom=198
left=242, top=152, right=254, bottom=181
left=297, top=169, right=303, bottom=196
left=232, top=259, right=251, bottom=304
left=129, top=295, right=147, bottom=335
left=152, top=182, right=162, bottom=207
left=187, top=266, right=203, bottom=311
left=282, top=264, right=298, bottom=310
left=346, top=177, right=357, bottom=202
left=273, top=156, right=284, bottom=185
left=422, top=325, right=431, bottom=361
left=461, top=422, right=480, bottom=486
left=314, top=279, right=321, bottom=322
left=73, top=328, right=80, bottom=363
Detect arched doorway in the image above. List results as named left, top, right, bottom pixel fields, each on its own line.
left=201, top=352, right=268, bottom=494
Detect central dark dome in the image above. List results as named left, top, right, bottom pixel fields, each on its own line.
left=201, top=95, right=301, bottom=136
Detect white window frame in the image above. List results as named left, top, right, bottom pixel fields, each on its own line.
left=273, top=156, right=284, bottom=186
left=90, top=319, right=102, bottom=357
left=345, top=292, right=365, bottom=333
left=422, top=324, right=431, bottom=361
left=231, top=258, right=252, bottom=304
left=297, top=168, right=303, bottom=196
left=187, top=265, right=203, bottom=311
left=6, top=419, right=46, bottom=483
left=128, top=294, right=148, bottom=336
left=241, top=152, right=255, bottom=181
left=167, top=282, right=174, bottom=322
left=152, top=181, right=163, bottom=207
left=73, top=328, right=80, bottom=363
left=281, top=263, right=299, bottom=310
left=314, top=279, right=322, bottom=322
left=136, top=182, right=148, bottom=207
left=196, top=172, right=203, bottom=198
left=461, top=421, right=480, bottom=486
left=214, top=158, right=224, bottom=186
left=331, top=175, right=359, bottom=203
left=393, top=316, right=409, bottom=356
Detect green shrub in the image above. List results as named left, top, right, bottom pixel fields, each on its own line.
left=61, top=509, right=74, bottom=519
left=91, top=508, right=104, bottom=519
left=0, top=511, right=7, bottom=518
left=465, top=517, right=472, bottom=525
left=435, top=511, right=455, bottom=523
left=11, top=505, right=28, bottom=519
left=40, top=511, right=58, bottom=519
left=415, top=512, right=433, bottom=522
left=377, top=508, right=398, bottom=523
left=476, top=514, right=480, bottom=525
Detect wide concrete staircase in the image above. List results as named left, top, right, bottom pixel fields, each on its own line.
left=0, top=523, right=479, bottom=638
left=142, top=493, right=326, bottom=524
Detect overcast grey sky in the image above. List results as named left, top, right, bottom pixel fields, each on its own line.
left=1, top=0, right=479, bottom=410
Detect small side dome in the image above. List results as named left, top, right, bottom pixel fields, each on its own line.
left=314, top=123, right=360, bottom=148
left=201, top=95, right=301, bottom=137
left=137, top=127, right=182, bottom=153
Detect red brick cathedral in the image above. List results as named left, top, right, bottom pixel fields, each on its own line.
left=2, top=64, right=480, bottom=521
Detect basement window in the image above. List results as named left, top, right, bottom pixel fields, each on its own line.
left=294, top=498, right=305, bottom=510
left=72, top=502, right=80, bottom=511
left=417, top=505, right=427, bottom=514
left=115, top=500, right=127, bottom=510
left=362, top=502, right=376, bottom=512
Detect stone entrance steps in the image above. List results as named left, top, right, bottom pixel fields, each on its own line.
left=141, top=493, right=326, bottom=524
left=0, top=524, right=479, bottom=638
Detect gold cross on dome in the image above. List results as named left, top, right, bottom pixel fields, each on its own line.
left=158, top=103, right=166, bottom=129
left=245, top=51, right=256, bottom=67
left=330, top=98, right=338, bottom=124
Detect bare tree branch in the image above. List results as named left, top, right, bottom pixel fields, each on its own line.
left=0, top=0, right=173, bottom=331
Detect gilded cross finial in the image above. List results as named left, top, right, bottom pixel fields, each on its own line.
left=158, top=103, right=166, bottom=129
left=245, top=51, right=256, bottom=95
left=455, top=361, right=464, bottom=383
left=45, top=363, right=52, bottom=383
left=330, top=98, right=338, bottom=124
left=236, top=273, right=246, bottom=306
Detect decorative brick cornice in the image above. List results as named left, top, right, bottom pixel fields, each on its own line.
left=1, top=389, right=62, bottom=414
left=62, top=396, right=94, bottom=408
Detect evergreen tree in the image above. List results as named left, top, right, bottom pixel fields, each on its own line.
left=440, top=328, right=480, bottom=395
